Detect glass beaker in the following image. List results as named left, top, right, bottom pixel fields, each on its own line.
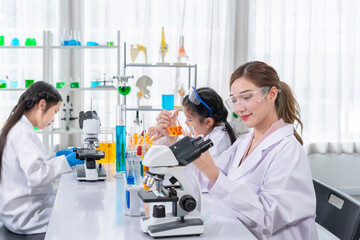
left=168, top=112, right=183, bottom=136
left=162, top=89, right=174, bottom=110
left=97, top=128, right=116, bottom=164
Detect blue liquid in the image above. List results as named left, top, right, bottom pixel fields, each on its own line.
left=162, top=94, right=174, bottom=109
left=91, top=81, right=101, bottom=88
left=126, top=190, right=130, bottom=209
left=11, top=38, right=20, bottom=46
left=10, top=81, right=18, bottom=88
left=116, top=125, right=126, bottom=173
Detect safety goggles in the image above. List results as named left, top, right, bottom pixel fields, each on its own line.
left=187, top=86, right=213, bottom=117
left=225, top=86, right=270, bottom=112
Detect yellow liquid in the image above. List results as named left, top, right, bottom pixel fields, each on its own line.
left=97, top=142, right=116, bottom=163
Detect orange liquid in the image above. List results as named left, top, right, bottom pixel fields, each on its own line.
left=168, top=126, right=183, bottom=136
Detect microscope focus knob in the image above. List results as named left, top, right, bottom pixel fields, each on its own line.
left=153, top=205, right=166, bottom=218
left=179, top=195, right=197, bottom=212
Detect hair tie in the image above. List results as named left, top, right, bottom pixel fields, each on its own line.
left=25, top=99, right=34, bottom=109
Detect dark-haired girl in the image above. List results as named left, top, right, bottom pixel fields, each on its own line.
left=149, top=87, right=237, bottom=192
left=0, top=81, right=81, bottom=234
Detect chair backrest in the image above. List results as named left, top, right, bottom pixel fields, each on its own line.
left=313, top=178, right=360, bottom=240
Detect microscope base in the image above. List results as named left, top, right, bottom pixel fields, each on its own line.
left=141, top=215, right=204, bottom=237
left=75, top=163, right=106, bottom=181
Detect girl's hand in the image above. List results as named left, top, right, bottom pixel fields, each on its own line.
left=192, top=151, right=220, bottom=184
left=148, top=126, right=164, bottom=141
left=156, top=110, right=179, bottom=141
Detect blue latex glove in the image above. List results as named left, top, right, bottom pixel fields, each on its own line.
left=56, top=148, right=76, bottom=157
left=66, top=152, right=84, bottom=167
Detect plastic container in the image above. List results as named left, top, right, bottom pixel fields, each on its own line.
left=56, top=82, right=65, bottom=89
left=25, top=79, right=34, bottom=88
left=25, top=38, right=36, bottom=46
left=0, top=80, right=6, bottom=88
left=11, top=38, right=20, bottom=46
left=70, top=82, right=79, bottom=88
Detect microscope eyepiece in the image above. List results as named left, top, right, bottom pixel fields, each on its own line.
left=169, top=136, right=213, bottom=166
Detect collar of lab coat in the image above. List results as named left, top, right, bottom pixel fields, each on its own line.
left=229, top=124, right=294, bottom=181
left=20, top=115, right=35, bottom=131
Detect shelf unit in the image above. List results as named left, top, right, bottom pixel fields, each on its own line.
left=123, top=42, right=197, bottom=112
left=0, top=32, right=197, bottom=152
left=46, top=31, right=122, bottom=152
left=0, top=31, right=122, bottom=152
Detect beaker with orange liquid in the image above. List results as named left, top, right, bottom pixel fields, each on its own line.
left=168, top=113, right=184, bottom=136
left=97, top=128, right=116, bottom=163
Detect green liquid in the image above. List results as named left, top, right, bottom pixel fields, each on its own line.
left=118, top=86, right=131, bottom=95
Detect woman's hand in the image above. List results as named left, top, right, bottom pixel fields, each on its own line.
left=192, top=151, right=220, bottom=184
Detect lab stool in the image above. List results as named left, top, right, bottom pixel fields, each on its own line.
left=0, top=221, right=45, bottom=240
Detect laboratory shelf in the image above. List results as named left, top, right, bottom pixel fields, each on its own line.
left=126, top=63, right=197, bottom=68
left=0, top=88, right=27, bottom=91
left=50, top=46, right=118, bottom=49
left=50, top=128, right=82, bottom=134
left=126, top=106, right=183, bottom=111
left=57, top=86, right=117, bottom=91
left=0, top=46, right=43, bottom=49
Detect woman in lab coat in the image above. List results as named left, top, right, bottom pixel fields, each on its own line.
left=192, top=61, right=318, bottom=239
left=0, top=81, right=81, bottom=234
left=149, top=87, right=237, bottom=192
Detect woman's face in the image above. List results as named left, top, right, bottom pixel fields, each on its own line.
left=230, top=77, right=274, bottom=129
left=35, top=101, right=61, bottom=129
left=183, top=106, right=209, bottom=135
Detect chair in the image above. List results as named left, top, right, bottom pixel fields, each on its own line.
left=313, top=178, right=360, bottom=240
left=0, top=221, right=45, bottom=240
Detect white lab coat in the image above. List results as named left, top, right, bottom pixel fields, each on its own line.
left=0, top=115, right=72, bottom=234
left=189, top=124, right=233, bottom=192
left=207, top=124, right=318, bottom=240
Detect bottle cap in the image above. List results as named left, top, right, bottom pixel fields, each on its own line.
left=137, top=145, right=142, bottom=156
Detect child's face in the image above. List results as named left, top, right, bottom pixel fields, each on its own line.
left=35, top=101, right=61, bottom=129
left=183, top=106, right=209, bottom=135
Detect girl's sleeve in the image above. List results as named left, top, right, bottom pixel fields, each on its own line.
left=15, top=131, right=72, bottom=187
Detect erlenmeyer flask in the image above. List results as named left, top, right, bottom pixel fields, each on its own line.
left=68, top=30, right=77, bottom=46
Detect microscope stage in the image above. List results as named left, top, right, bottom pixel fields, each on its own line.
left=138, top=189, right=179, bottom=203
left=75, top=149, right=105, bottom=160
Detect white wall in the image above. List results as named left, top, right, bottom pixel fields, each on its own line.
left=309, top=153, right=360, bottom=195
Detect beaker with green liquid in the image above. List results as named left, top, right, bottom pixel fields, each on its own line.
left=118, top=86, right=131, bottom=95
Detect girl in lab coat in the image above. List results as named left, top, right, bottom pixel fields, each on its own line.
left=149, top=87, right=237, bottom=192
left=0, top=81, right=81, bottom=234
left=192, top=61, right=318, bottom=239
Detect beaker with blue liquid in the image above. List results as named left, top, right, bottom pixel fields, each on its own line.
left=162, top=89, right=174, bottom=109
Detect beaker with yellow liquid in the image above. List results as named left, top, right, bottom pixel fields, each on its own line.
left=97, top=128, right=116, bottom=163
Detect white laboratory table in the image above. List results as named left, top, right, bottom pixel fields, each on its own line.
left=45, top=164, right=255, bottom=240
